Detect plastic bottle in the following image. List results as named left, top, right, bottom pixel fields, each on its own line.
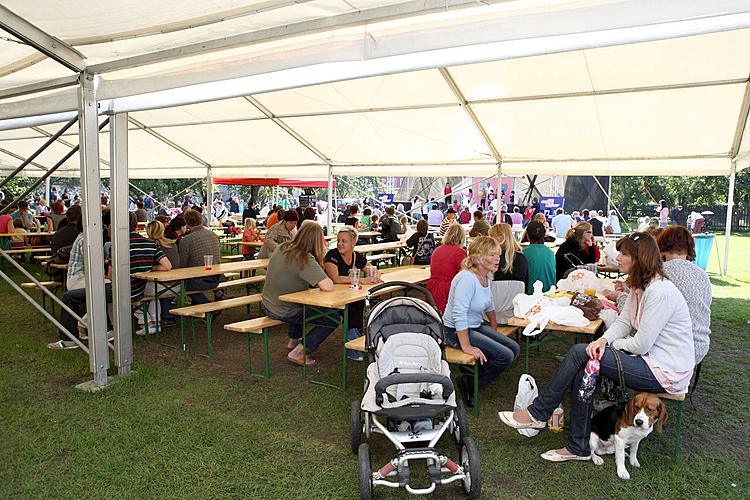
left=577, top=354, right=600, bottom=402
left=548, top=406, right=564, bottom=433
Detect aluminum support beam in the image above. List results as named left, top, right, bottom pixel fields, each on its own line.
left=78, top=72, right=109, bottom=388
left=730, top=76, right=750, bottom=158
left=207, top=167, right=214, bottom=223
left=724, top=161, right=736, bottom=275
left=0, top=74, right=79, bottom=101
left=110, top=113, right=132, bottom=375
left=327, top=166, right=333, bottom=235
left=439, top=68, right=503, bottom=164
left=0, top=5, right=86, bottom=73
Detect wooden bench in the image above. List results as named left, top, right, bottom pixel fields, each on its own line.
left=217, top=275, right=265, bottom=307
left=170, top=294, right=263, bottom=356
left=21, top=281, right=63, bottom=314
left=345, top=325, right=518, bottom=416
left=366, top=253, right=397, bottom=267
left=225, top=316, right=286, bottom=380
left=222, top=254, right=245, bottom=262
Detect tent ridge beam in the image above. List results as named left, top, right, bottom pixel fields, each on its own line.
left=730, top=73, right=750, bottom=158
left=127, top=116, right=211, bottom=168
left=243, top=95, right=332, bottom=163
left=87, top=0, right=508, bottom=74
left=0, top=5, right=86, bottom=73
left=471, top=77, right=748, bottom=106
left=439, top=67, right=503, bottom=163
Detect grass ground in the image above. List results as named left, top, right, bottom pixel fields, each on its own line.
left=1, top=233, right=748, bottom=499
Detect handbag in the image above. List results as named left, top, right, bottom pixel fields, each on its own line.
left=600, top=347, right=630, bottom=403
left=401, top=255, right=415, bottom=266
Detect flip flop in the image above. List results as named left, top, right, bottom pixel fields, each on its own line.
left=287, top=353, right=317, bottom=367
left=287, top=339, right=301, bottom=351
left=498, top=411, right=547, bottom=430
left=540, top=449, right=591, bottom=462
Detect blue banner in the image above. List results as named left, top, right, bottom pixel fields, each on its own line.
left=377, top=193, right=395, bottom=204
left=539, top=196, right=565, bottom=216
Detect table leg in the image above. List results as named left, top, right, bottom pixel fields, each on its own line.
left=302, top=304, right=308, bottom=382
left=179, top=279, right=187, bottom=351
left=524, top=336, right=530, bottom=373
left=342, top=305, right=349, bottom=391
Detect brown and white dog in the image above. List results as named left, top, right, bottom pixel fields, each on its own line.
left=589, top=393, right=668, bottom=480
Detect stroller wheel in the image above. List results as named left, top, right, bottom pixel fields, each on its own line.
left=351, top=399, right=364, bottom=454
left=453, top=400, right=471, bottom=444
left=460, top=437, right=482, bottom=499
left=357, top=443, right=373, bottom=500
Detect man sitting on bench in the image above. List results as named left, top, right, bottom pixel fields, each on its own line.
left=179, top=209, right=224, bottom=304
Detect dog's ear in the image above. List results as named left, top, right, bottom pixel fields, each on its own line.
left=655, top=400, right=668, bottom=433
left=622, top=396, right=638, bottom=427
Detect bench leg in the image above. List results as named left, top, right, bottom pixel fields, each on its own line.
left=246, top=330, right=271, bottom=380
left=191, top=319, right=197, bottom=353
left=206, top=314, right=213, bottom=357
left=263, top=328, right=271, bottom=380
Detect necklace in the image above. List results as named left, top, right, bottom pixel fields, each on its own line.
left=475, top=271, right=488, bottom=287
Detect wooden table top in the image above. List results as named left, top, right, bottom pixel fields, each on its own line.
left=131, top=259, right=269, bottom=282
left=357, top=231, right=380, bottom=238
left=279, top=266, right=430, bottom=310
left=507, top=316, right=602, bottom=335
left=237, top=241, right=264, bottom=247
left=352, top=241, right=406, bottom=253
left=0, top=231, right=55, bottom=237
left=597, top=264, right=621, bottom=273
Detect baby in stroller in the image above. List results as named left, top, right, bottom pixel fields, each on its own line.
left=351, top=282, right=481, bottom=499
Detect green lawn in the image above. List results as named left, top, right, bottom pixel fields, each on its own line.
left=1, top=234, right=748, bottom=498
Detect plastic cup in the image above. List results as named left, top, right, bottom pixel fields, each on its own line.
left=204, top=255, right=214, bottom=271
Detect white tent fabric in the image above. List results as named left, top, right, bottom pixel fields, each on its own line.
left=0, top=0, right=749, bottom=178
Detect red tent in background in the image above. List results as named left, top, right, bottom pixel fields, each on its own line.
left=212, top=178, right=335, bottom=188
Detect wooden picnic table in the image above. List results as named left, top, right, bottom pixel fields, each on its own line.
left=507, top=316, right=603, bottom=372
left=132, top=259, right=269, bottom=350
left=352, top=241, right=406, bottom=254
left=356, top=231, right=380, bottom=239
left=279, top=266, right=430, bottom=389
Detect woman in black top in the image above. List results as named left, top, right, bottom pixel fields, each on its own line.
left=323, top=226, right=380, bottom=360
left=489, top=223, right=528, bottom=324
left=405, top=219, right=435, bottom=265
left=344, top=205, right=360, bottom=229
left=555, top=221, right=599, bottom=281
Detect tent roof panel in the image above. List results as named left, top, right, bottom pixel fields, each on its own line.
left=130, top=97, right=265, bottom=126
left=255, top=69, right=457, bottom=114
left=284, top=107, right=491, bottom=163
left=154, top=120, right=325, bottom=165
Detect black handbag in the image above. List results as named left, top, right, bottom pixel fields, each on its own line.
left=600, top=347, right=631, bottom=403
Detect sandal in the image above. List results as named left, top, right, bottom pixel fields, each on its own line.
left=498, top=410, right=547, bottom=430
left=540, top=449, right=591, bottom=462
left=287, top=353, right=317, bottom=367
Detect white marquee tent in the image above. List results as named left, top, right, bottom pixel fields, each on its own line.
left=0, top=0, right=748, bottom=387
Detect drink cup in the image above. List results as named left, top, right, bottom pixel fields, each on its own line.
left=349, top=268, right=360, bottom=289
left=204, top=255, right=214, bottom=271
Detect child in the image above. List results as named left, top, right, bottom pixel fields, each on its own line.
left=10, top=219, right=27, bottom=262
left=241, top=217, right=261, bottom=260
left=370, top=214, right=380, bottom=232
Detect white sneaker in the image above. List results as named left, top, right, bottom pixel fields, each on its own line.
left=47, top=340, right=79, bottom=350
left=134, top=327, right=147, bottom=336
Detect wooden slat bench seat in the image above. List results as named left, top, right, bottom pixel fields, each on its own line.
left=366, top=253, right=397, bottom=266
left=21, top=281, right=63, bottom=314
left=225, top=316, right=286, bottom=379
left=221, top=254, right=245, bottom=262
left=170, top=294, right=263, bottom=356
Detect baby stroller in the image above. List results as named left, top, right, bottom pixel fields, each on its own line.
left=351, top=281, right=481, bottom=499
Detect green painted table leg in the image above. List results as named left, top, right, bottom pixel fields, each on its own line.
left=247, top=334, right=253, bottom=372
left=263, top=329, right=271, bottom=380
left=302, top=304, right=308, bottom=382
left=473, top=364, right=479, bottom=417
left=206, top=314, right=213, bottom=357
left=525, top=336, right=530, bottom=373
left=342, top=305, right=349, bottom=391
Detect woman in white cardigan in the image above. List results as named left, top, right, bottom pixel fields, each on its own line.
left=498, top=232, right=694, bottom=462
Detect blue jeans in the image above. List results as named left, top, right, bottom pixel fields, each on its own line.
left=186, top=276, right=221, bottom=305
left=263, top=305, right=340, bottom=354
left=528, top=344, right=665, bottom=457
left=445, top=325, right=520, bottom=389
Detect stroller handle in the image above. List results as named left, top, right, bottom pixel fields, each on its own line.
left=366, top=281, right=437, bottom=309
left=563, top=252, right=584, bottom=268
left=375, top=373, right=454, bottom=406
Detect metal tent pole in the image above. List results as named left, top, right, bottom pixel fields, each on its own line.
left=206, top=167, right=214, bottom=224
left=496, top=162, right=502, bottom=211
left=723, top=161, right=736, bottom=276
left=327, top=165, right=333, bottom=235
left=607, top=176, right=612, bottom=213
left=78, top=72, right=109, bottom=388
left=110, top=113, right=132, bottom=375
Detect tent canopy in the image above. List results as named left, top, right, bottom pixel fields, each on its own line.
left=0, top=0, right=749, bottom=179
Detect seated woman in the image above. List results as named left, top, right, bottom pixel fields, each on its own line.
left=554, top=221, right=599, bottom=281
left=607, top=226, right=712, bottom=366
left=405, top=219, right=435, bottom=265
left=261, top=221, right=338, bottom=367
left=359, top=207, right=372, bottom=229
left=323, top=226, right=380, bottom=361
left=498, top=232, right=694, bottom=462
left=520, top=213, right=555, bottom=243
left=443, top=236, right=520, bottom=407
left=241, top=217, right=261, bottom=260
left=488, top=223, right=528, bottom=324
left=426, top=224, right=467, bottom=312
left=344, top=205, right=360, bottom=229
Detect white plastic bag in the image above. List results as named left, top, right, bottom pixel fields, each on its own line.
left=556, top=269, right=602, bottom=294
left=514, top=374, right=540, bottom=437
left=603, top=241, right=619, bottom=267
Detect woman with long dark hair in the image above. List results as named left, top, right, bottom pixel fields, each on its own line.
left=498, top=232, right=694, bottom=464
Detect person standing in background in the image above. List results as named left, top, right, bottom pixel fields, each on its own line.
left=444, top=182, right=452, bottom=205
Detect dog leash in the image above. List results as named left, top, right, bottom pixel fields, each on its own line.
left=608, top=347, right=630, bottom=403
